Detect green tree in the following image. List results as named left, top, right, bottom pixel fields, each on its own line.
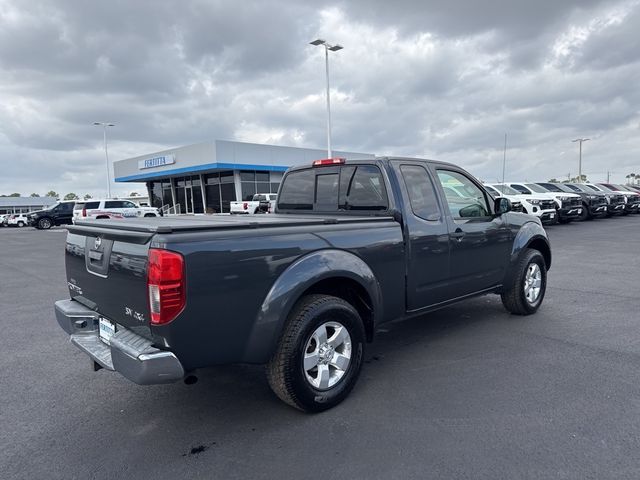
left=63, top=193, right=79, bottom=201
left=568, top=174, right=588, bottom=183
left=8, top=193, right=20, bottom=197
left=46, top=191, right=59, bottom=199
left=30, top=192, right=40, bottom=197
left=548, top=178, right=559, bottom=183
left=83, top=193, right=93, bottom=200
left=129, top=192, right=139, bottom=197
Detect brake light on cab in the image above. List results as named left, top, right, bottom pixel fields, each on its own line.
left=147, top=248, right=185, bottom=325
left=312, top=157, right=345, bottom=166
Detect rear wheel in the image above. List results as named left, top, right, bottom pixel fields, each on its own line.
left=501, top=248, right=547, bottom=315
left=17, top=221, right=25, bottom=227
left=144, top=213, right=156, bottom=217
left=38, top=218, right=52, bottom=230
left=267, top=294, right=365, bottom=412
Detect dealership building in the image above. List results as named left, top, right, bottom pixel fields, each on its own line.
left=113, top=139, right=374, bottom=214
left=0, top=196, right=57, bottom=214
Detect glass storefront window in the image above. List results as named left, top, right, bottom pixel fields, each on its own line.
left=204, top=172, right=236, bottom=213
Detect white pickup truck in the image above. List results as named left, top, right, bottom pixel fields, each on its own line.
left=230, top=193, right=277, bottom=214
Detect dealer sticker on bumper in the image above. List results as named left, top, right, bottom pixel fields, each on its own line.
left=99, top=317, right=116, bottom=344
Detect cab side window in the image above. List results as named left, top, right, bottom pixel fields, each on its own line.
left=436, top=170, right=490, bottom=219
left=400, top=165, right=441, bottom=221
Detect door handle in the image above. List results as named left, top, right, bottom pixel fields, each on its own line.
left=451, top=229, right=465, bottom=241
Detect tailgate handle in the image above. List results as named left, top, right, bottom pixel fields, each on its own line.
left=84, top=236, right=114, bottom=277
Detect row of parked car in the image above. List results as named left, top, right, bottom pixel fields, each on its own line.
left=0, top=199, right=160, bottom=229
left=481, top=181, right=640, bottom=224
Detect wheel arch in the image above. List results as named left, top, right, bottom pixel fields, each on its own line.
left=501, top=221, right=551, bottom=291
left=243, top=249, right=382, bottom=363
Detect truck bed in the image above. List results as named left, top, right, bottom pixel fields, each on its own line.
left=71, top=213, right=396, bottom=235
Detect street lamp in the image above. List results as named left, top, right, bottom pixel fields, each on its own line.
left=93, top=122, right=115, bottom=198
left=571, top=138, right=590, bottom=183
left=310, top=39, right=343, bottom=158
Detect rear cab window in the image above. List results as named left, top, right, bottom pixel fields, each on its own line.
left=278, top=164, right=388, bottom=213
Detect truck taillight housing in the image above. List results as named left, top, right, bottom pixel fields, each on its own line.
left=147, top=248, right=185, bottom=325
left=312, top=157, right=345, bottom=166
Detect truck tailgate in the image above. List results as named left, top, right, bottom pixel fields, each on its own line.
left=65, top=224, right=153, bottom=333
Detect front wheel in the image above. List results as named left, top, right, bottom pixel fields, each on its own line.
left=501, top=248, right=547, bottom=315
left=38, top=218, right=52, bottom=229
left=267, top=294, right=365, bottom=412
left=17, top=221, right=25, bottom=227
left=579, top=205, right=590, bottom=221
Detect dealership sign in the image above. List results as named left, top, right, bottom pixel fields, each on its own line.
left=138, top=155, right=175, bottom=170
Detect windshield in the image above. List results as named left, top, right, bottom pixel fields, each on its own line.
left=564, top=184, right=585, bottom=193
left=596, top=184, right=615, bottom=192
left=525, top=183, right=549, bottom=193
left=582, top=184, right=601, bottom=192
left=536, top=183, right=563, bottom=193
left=490, top=184, right=519, bottom=195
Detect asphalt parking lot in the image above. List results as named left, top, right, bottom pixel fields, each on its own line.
left=1, top=217, right=640, bottom=480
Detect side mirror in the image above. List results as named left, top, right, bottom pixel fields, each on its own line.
left=494, top=197, right=512, bottom=215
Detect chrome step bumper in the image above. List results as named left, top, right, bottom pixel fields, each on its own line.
left=55, top=299, right=184, bottom=385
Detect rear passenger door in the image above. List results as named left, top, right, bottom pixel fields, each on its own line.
left=434, top=168, right=512, bottom=296
left=392, top=161, right=451, bottom=311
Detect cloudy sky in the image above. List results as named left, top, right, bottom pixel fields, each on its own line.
left=1, top=0, right=639, bottom=198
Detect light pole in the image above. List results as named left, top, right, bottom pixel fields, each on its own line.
left=94, top=122, right=115, bottom=198
left=310, top=39, right=343, bottom=158
left=571, top=138, right=590, bottom=183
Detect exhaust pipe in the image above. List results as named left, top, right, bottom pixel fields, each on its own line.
left=184, top=375, right=198, bottom=385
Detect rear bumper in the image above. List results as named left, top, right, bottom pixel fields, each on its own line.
left=54, top=299, right=184, bottom=385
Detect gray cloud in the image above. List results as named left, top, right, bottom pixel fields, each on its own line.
left=0, top=0, right=639, bottom=198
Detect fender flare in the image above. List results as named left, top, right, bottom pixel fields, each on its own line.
left=502, top=221, right=551, bottom=288
left=243, top=249, right=383, bottom=363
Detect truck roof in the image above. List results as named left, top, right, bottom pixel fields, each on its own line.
left=286, top=156, right=460, bottom=172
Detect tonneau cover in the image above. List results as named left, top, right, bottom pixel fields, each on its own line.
left=70, top=213, right=395, bottom=235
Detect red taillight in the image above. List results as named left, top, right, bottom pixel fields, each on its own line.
left=243, top=202, right=248, bottom=210
left=147, top=248, right=185, bottom=325
left=312, top=157, right=346, bottom=166
left=82, top=208, right=87, bottom=217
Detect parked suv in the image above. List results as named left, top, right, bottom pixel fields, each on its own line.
left=28, top=201, right=76, bottom=229
left=73, top=199, right=160, bottom=222
left=7, top=213, right=30, bottom=227
left=506, top=182, right=582, bottom=223
left=579, top=184, right=627, bottom=216
left=487, top=184, right=557, bottom=224
left=597, top=183, right=640, bottom=214
left=535, top=182, right=607, bottom=221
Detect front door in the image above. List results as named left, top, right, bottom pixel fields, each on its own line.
left=391, top=161, right=451, bottom=311
left=184, top=187, right=194, bottom=214
left=433, top=168, right=512, bottom=296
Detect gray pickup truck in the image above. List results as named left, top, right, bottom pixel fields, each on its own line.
left=55, top=157, right=551, bottom=412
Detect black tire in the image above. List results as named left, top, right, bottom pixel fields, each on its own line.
left=38, top=217, right=52, bottom=230
left=267, top=294, right=365, bottom=413
left=17, top=221, right=25, bottom=227
left=144, top=213, right=156, bottom=217
left=579, top=204, right=590, bottom=221
left=501, top=248, right=547, bottom=315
